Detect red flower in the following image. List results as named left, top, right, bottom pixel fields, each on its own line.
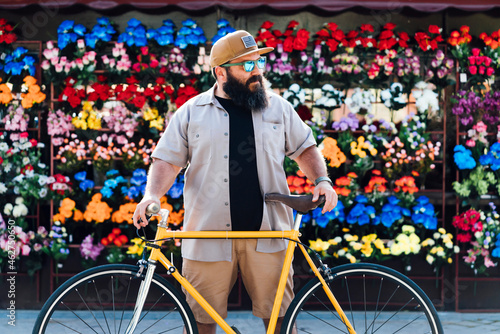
left=428, top=25, right=441, bottom=34
left=383, top=22, right=396, bottom=30
left=261, top=21, right=274, bottom=30
left=360, top=24, right=374, bottom=33
left=126, top=76, right=139, bottom=85
left=29, top=138, right=38, bottom=147
left=297, top=105, right=312, bottom=121
left=0, top=157, right=3, bottom=165
left=287, top=20, right=299, bottom=29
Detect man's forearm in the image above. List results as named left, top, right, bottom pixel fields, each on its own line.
left=294, top=146, right=329, bottom=182
left=144, top=158, right=182, bottom=200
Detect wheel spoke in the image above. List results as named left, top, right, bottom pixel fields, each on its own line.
left=75, top=287, right=108, bottom=334
left=281, top=264, right=442, bottom=334
left=92, top=280, right=112, bottom=334
left=118, top=276, right=132, bottom=334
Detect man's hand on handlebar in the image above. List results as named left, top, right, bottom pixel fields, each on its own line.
left=133, top=196, right=160, bottom=229
left=312, top=182, right=338, bottom=214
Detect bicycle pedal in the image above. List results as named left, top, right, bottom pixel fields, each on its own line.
left=230, top=326, right=242, bottom=334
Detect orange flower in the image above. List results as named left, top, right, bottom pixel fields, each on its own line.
left=364, top=176, right=388, bottom=193
left=394, top=176, right=419, bottom=194
left=335, top=176, right=351, bottom=187
left=321, top=137, right=346, bottom=168
left=334, top=186, right=351, bottom=197
left=0, top=79, right=13, bottom=104
left=73, top=209, right=84, bottom=221
left=83, top=193, right=112, bottom=223
left=168, top=210, right=185, bottom=226
left=347, top=172, right=358, bottom=179
left=21, top=76, right=46, bottom=109
left=112, top=202, right=137, bottom=224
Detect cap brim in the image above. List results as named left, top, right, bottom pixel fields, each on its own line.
left=223, top=46, right=274, bottom=65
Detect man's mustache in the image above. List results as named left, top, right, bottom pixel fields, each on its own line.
left=246, top=75, right=263, bottom=86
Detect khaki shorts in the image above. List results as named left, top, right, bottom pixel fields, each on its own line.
left=182, top=239, right=294, bottom=324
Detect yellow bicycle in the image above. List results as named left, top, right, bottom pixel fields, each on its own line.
left=33, top=193, right=443, bottom=334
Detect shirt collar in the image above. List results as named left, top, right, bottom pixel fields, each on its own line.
left=195, top=82, right=274, bottom=108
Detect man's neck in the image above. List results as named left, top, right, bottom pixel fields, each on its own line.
left=214, top=82, right=231, bottom=99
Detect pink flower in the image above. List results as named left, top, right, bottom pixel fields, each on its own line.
left=474, top=121, right=488, bottom=133
left=472, top=48, right=481, bottom=56
left=465, top=139, right=476, bottom=147
left=469, top=66, right=477, bottom=75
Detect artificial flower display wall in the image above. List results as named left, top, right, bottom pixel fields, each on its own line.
left=1, top=16, right=500, bottom=278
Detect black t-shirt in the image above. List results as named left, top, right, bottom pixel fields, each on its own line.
left=216, top=96, right=263, bottom=231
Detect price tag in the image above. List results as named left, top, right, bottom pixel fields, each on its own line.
left=460, top=73, right=467, bottom=83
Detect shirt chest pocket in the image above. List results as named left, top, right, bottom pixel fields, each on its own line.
left=262, top=121, right=285, bottom=158
left=188, top=128, right=212, bottom=166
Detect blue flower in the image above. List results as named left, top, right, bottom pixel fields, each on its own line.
left=127, top=186, right=140, bottom=199
left=57, top=20, right=75, bottom=33
left=131, top=176, right=147, bottom=186
left=104, top=179, right=118, bottom=189
left=454, top=145, right=476, bottom=170
left=79, top=180, right=94, bottom=192
left=133, top=169, right=147, bottom=178
left=354, top=194, right=368, bottom=204
left=100, top=186, right=113, bottom=198
left=115, top=176, right=127, bottom=184
left=75, top=171, right=87, bottom=182
left=106, top=169, right=119, bottom=177
left=182, top=19, right=196, bottom=27
left=127, top=18, right=142, bottom=27
left=168, top=182, right=184, bottom=199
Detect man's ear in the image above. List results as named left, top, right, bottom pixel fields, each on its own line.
left=214, top=66, right=226, bottom=81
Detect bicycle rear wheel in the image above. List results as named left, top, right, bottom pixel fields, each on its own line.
left=33, top=264, right=197, bottom=334
left=282, top=263, right=443, bottom=334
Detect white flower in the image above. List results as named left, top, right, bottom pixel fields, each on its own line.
left=0, top=183, right=6, bottom=194
left=0, top=142, right=8, bottom=151
left=3, top=163, right=11, bottom=173
left=15, top=197, right=24, bottom=205
left=39, top=188, right=48, bottom=198
left=38, top=175, right=48, bottom=186
left=13, top=203, right=28, bottom=217
left=4, top=203, right=13, bottom=215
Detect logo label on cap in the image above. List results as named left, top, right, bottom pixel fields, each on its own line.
left=241, top=35, right=257, bottom=49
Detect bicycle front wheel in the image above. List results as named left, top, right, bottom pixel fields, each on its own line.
left=33, top=264, right=198, bottom=334
left=282, top=263, right=443, bottom=334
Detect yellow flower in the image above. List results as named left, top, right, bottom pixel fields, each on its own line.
left=150, top=116, right=164, bottom=130
left=360, top=243, right=373, bottom=257
left=344, top=234, right=358, bottom=242
left=143, top=107, right=159, bottom=121
left=309, top=238, right=330, bottom=252
left=350, top=242, right=362, bottom=251
left=426, top=254, right=435, bottom=265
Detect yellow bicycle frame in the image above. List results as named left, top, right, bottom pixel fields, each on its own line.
left=146, top=223, right=356, bottom=334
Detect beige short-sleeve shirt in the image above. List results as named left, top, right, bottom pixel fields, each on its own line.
left=152, top=84, right=316, bottom=261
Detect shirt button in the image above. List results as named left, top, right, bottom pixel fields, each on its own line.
left=224, top=113, right=228, bottom=117
left=226, top=224, right=230, bottom=227
left=196, top=134, right=199, bottom=137
left=224, top=155, right=228, bottom=159
left=273, top=125, right=277, bottom=129
left=224, top=132, right=228, bottom=136
left=225, top=202, right=229, bottom=206
left=224, top=178, right=228, bottom=182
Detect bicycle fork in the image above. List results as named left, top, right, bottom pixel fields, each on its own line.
left=125, top=259, right=157, bottom=334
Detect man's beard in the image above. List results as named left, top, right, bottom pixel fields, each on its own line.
left=222, top=69, right=269, bottom=111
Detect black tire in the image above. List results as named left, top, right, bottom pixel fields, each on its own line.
left=33, top=264, right=198, bottom=334
left=281, top=263, right=443, bottom=334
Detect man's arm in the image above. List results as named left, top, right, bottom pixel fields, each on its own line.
left=133, top=158, right=182, bottom=228
left=294, top=146, right=338, bottom=213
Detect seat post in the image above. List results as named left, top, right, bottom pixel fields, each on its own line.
left=293, top=212, right=303, bottom=231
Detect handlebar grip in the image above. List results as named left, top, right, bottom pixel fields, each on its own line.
left=146, top=202, right=160, bottom=215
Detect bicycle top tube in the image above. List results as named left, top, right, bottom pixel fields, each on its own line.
left=144, top=193, right=325, bottom=241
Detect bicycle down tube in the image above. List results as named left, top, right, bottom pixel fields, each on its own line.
left=134, top=209, right=357, bottom=334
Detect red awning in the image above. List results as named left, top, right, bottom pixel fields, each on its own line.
left=0, top=0, right=499, bottom=12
